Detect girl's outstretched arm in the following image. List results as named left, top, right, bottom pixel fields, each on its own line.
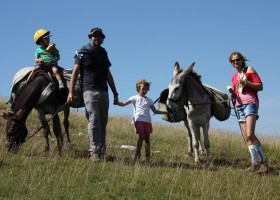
left=116, top=99, right=132, bottom=107
left=150, top=104, right=168, bottom=115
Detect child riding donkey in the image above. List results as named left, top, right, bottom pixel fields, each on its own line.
left=26, top=29, right=65, bottom=89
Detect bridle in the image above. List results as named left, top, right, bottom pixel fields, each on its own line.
left=167, top=77, right=190, bottom=113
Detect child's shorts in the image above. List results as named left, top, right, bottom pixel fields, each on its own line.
left=236, top=103, right=259, bottom=122
left=134, top=121, right=153, bottom=134
left=36, top=63, right=60, bottom=72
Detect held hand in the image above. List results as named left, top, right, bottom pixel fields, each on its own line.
left=239, top=78, right=247, bottom=85
left=113, top=95, right=119, bottom=105
left=46, top=43, right=59, bottom=59
left=238, top=74, right=247, bottom=85
left=67, top=95, right=73, bottom=104
left=46, top=43, right=56, bottom=52
left=227, top=86, right=234, bottom=94
left=227, top=86, right=236, bottom=99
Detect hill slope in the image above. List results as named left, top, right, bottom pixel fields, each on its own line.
left=1, top=98, right=280, bottom=199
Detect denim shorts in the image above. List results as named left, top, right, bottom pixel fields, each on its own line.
left=236, top=104, right=258, bottom=122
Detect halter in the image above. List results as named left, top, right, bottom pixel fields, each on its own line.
left=167, top=77, right=190, bottom=113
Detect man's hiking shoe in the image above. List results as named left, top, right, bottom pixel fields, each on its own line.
left=90, top=154, right=101, bottom=162
left=256, top=161, right=270, bottom=174
left=245, top=163, right=259, bottom=172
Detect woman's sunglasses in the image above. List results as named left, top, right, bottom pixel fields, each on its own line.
left=231, top=58, right=241, bottom=63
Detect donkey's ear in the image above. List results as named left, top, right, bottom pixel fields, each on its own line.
left=0, top=110, right=14, bottom=120
left=182, top=62, right=195, bottom=76
left=0, top=110, right=8, bottom=119
left=173, top=62, right=180, bottom=77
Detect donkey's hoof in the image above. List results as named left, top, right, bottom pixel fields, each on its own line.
left=185, top=152, right=193, bottom=158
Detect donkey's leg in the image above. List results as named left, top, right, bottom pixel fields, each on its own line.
left=42, top=127, right=50, bottom=153
left=197, top=128, right=203, bottom=154
left=189, top=121, right=201, bottom=162
left=36, top=111, right=51, bottom=153
left=184, top=120, right=193, bottom=157
left=202, top=122, right=210, bottom=160
left=52, top=115, right=63, bottom=153
left=63, top=106, right=71, bottom=144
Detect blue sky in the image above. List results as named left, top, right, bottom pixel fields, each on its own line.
left=0, top=1, right=279, bottom=136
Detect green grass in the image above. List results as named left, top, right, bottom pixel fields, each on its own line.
left=1, top=98, right=280, bottom=200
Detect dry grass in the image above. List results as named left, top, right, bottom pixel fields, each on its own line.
left=1, top=99, right=280, bottom=199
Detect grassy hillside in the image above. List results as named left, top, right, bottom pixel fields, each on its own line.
left=1, top=98, right=280, bottom=199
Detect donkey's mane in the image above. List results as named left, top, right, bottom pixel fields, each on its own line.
left=190, top=71, right=202, bottom=85
left=176, top=69, right=201, bottom=83
left=177, top=70, right=202, bottom=85
left=189, top=71, right=202, bottom=83
left=11, top=84, right=27, bottom=110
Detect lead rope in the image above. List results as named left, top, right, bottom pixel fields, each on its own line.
left=25, top=102, right=69, bottom=142
left=230, top=97, right=246, bottom=143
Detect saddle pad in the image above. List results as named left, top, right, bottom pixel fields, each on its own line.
left=12, top=67, right=33, bottom=89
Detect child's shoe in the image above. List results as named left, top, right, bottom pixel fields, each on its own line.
left=146, top=158, right=152, bottom=166
left=59, top=82, right=65, bottom=90
left=134, top=154, right=141, bottom=164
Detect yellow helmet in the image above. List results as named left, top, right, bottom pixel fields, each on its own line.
left=34, top=29, right=51, bottom=44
